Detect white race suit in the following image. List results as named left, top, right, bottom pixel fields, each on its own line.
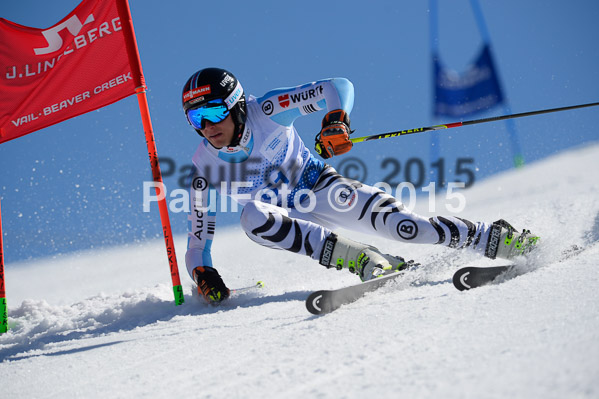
left=185, top=78, right=491, bottom=278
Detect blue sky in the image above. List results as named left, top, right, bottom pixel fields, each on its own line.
left=1, top=0, right=598, bottom=262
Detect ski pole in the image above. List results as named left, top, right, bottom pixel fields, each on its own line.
left=231, top=281, right=265, bottom=295
left=350, top=101, right=599, bottom=144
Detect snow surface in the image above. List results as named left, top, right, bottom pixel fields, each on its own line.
left=2, top=143, right=599, bottom=399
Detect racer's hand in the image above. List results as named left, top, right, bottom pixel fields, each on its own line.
left=315, top=110, right=353, bottom=159
left=193, top=266, right=230, bottom=304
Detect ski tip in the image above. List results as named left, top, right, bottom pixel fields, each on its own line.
left=452, top=268, right=472, bottom=291
left=306, top=291, right=329, bottom=316
left=452, top=265, right=515, bottom=291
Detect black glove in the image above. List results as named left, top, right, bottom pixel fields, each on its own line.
left=193, top=266, right=230, bottom=304
left=314, top=110, right=353, bottom=159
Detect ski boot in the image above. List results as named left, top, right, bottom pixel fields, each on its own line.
left=319, top=233, right=409, bottom=281
left=484, top=219, right=540, bottom=260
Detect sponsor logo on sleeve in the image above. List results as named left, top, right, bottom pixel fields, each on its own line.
left=278, top=94, right=290, bottom=108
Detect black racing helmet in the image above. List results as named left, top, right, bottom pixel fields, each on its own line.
left=182, top=67, right=247, bottom=147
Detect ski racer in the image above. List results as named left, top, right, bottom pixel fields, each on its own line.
left=182, top=67, right=539, bottom=303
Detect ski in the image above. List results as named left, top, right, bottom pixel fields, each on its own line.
left=452, top=265, right=515, bottom=291
left=306, top=272, right=405, bottom=315
left=452, top=244, right=587, bottom=291
left=306, top=244, right=588, bottom=312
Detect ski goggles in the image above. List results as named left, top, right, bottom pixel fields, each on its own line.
left=186, top=99, right=230, bottom=130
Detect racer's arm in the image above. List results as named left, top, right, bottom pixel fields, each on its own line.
left=256, top=78, right=355, bottom=158
left=185, top=171, right=229, bottom=303
left=256, top=78, right=354, bottom=126
left=185, top=173, right=215, bottom=274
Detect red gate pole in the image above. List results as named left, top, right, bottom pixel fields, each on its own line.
left=0, top=199, right=8, bottom=333
left=116, top=0, right=184, bottom=305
